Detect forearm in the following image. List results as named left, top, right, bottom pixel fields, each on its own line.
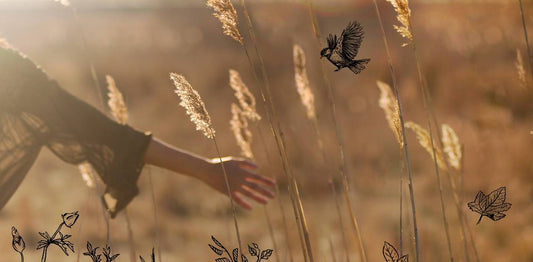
left=142, top=136, right=213, bottom=180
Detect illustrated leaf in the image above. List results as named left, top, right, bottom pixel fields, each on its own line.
left=248, top=244, right=258, bottom=256
left=212, top=236, right=225, bottom=249
left=382, top=241, right=399, bottom=262
left=209, top=244, right=224, bottom=256
left=140, top=256, right=146, bottom=262
left=399, top=254, right=409, bottom=262
left=252, top=243, right=259, bottom=250
left=232, top=248, right=239, bottom=262
left=241, top=254, right=248, bottom=262
left=467, top=186, right=512, bottom=224
left=216, top=258, right=231, bottom=262
left=260, top=249, right=273, bottom=260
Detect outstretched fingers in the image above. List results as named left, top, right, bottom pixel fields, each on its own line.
left=232, top=191, right=252, bottom=210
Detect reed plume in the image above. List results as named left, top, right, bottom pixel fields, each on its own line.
left=78, top=162, right=96, bottom=189
left=386, top=0, right=413, bottom=46
left=515, top=49, right=527, bottom=90
left=230, top=103, right=254, bottom=159
left=441, top=124, right=461, bottom=171
left=207, top=0, right=244, bottom=45
left=229, top=69, right=261, bottom=121
left=170, top=73, right=215, bottom=139
left=406, top=121, right=446, bottom=170
left=377, top=81, right=403, bottom=147
left=293, top=45, right=316, bottom=121
left=106, top=75, right=128, bottom=125
left=53, top=0, right=70, bottom=6
left=171, top=73, right=243, bottom=261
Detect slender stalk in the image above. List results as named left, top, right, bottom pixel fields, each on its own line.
left=124, top=209, right=137, bottom=262
left=236, top=1, right=314, bottom=261
left=518, top=0, right=533, bottom=90
left=40, top=247, right=48, bottom=262
left=459, top=148, right=479, bottom=262
left=329, top=238, right=338, bottom=262
left=408, top=21, right=453, bottom=262
left=212, top=137, right=244, bottom=262
left=329, top=180, right=350, bottom=262
left=148, top=168, right=162, bottom=262
left=68, top=2, right=111, bottom=245
left=19, top=251, right=24, bottom=262
left=256, top=124, right=294, bottom=262
left=247, top=126, right=281, bottom=262
left=304, top=1, right=367, bottom=261
left=371, top=0, right=414, bottom=255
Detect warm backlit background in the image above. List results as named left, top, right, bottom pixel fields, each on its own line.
left=0, top=0, right=531, bottom=261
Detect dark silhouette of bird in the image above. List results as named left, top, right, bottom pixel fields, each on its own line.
left=320, top=21, right=370, bottom=74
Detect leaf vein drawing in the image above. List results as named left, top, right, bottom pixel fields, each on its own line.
left=467, top=186, right=511, bottom=225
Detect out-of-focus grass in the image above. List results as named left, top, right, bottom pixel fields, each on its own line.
left=0, top=1, right=532, bottom=262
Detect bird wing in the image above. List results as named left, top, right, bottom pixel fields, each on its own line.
left=335, top=21, right=365, bottom=61
left=326, top=33, right=337, bottom=50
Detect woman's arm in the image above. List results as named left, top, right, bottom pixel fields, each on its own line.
left=143, top=137, right=276, bottom=209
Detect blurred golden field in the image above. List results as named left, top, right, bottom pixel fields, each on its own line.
left=0, top=0, right=532, bottom=261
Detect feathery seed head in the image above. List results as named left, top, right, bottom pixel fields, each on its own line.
left=406, top=121, right=447, bottom=170
left=207, top=0, right=243, bottom=45
left=170, top=73, right=215, bottom=139
left=293, top=45, right=317, bottom=121
left=441, top=124, right=462, bottom=171
left=229, top=69, right=261, bottom=121
left=230, top=103, right=254, bottom=159
left=515, top=49, right=527, bottom=90
left=106, top=75, right=128, bottom=125
left=386, top=0, right=413, bottom=46
left=78, top=162, right=96, bottom=189
left=377, top=81, right=403, bottom=147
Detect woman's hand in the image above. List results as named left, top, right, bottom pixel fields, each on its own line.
left=200, top=157, right=276, bottom=210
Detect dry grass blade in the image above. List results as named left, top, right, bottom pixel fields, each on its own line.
left=515, top=49, right=527, bottom=90
left=377, top=81, right=403, bottom=147
left=230, top=103, right=254, bottom=159
left=293, top=45, right=316, bottom=121
left=441, top=124, right=461, bottom=171
left=78, top=162, right=96, bottom=189
left=106, top=75, right=128, bottom=125
left=385, top=0, right=413, bottom=46
left=170, top=73, right=215, bottom=139
left=406, top=121, right=446, bottom=170
left=229, top=69, right=261, bottom=121
left=207, top=0, right=244, bottom=45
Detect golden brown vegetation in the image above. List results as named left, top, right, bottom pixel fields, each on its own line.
left=170, top=73, right=215, bottom=139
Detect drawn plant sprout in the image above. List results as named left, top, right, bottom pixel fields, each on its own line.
left=37, top=211, right=79, bottom=262
left=139, top=248, right=155, bottom=262
left=11, top=226, right=25, bottom=262
left=209, top=236, right=273, bottom=262
left=83, top=242, right=120, bottom=262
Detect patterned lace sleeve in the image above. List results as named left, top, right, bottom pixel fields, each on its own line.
left=0, top=47, right=152, bottom=218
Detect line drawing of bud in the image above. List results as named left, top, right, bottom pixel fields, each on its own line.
left=62, top=211, right=80, bottom=228
left=11, top=226, right=25, bottom=262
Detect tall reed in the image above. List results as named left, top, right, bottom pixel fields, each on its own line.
left=518, top=0, right=533, bottom=91
left=385, top=0, right=459, bottom=260
left=304, top=1, right=368, bottom=261
left=59, top=1, right=110, bottom=245
left=170, top=73, right=244, bottom=261
left=207, top=0, right=316, bottom=260
left=293, top=44, right=350, bottom=262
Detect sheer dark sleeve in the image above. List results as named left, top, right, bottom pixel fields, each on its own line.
left=0, top=47, right=151, bottom=218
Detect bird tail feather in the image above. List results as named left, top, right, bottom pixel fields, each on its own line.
left=348, top=58, right=370, bottom=74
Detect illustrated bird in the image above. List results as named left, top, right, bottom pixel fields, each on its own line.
left=320, top=21, right=370, bottom=74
